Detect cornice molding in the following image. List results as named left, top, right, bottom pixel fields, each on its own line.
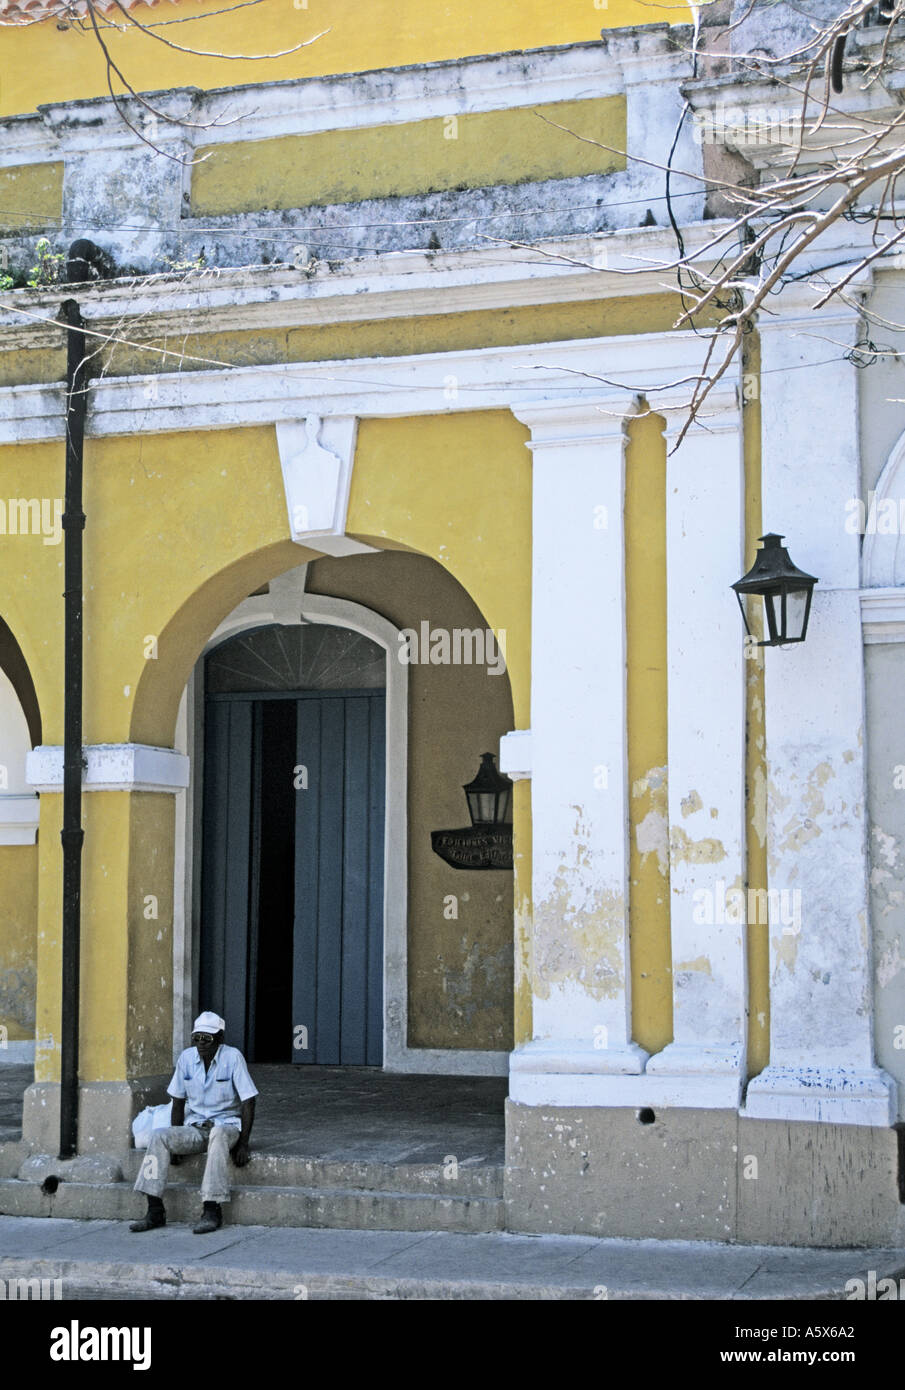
left=0, top=329, right=743, bottom=445
left=861, top=587, right=905, bottom=644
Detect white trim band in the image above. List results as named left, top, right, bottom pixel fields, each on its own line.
left=499, top=730, right=531, bottom=781
left=0, top=793, right=40, bottom=845
left=26, top=744, right=190, bottom=793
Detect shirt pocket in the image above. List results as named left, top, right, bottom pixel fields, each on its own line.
left=211, top=1068, right=235, bottom=1107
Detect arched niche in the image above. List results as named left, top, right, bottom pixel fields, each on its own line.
left=862, top=429, right=905, bottom=588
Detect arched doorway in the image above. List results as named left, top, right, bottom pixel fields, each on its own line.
left=199, top=621, right=387, bottom=1064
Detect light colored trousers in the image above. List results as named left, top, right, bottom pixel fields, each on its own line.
left=134, top=1123, right=240, bottom=1203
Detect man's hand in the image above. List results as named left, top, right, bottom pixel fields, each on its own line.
left=232, top=1095, right=255, bottom=1167
left=169, top=1096, right=186, bottom=1163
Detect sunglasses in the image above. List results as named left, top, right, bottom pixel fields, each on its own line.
left=192, top=1032, right=216, bottom=1044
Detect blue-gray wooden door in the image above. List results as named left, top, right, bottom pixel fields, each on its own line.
left=292, top=691, right=385, bottom=1065
left=200, top=689, right=385, bottom=1064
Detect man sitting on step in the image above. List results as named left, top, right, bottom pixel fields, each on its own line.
left=130, top=1011, right=258, bottom=1235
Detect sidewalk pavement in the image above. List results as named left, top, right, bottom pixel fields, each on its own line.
left=2, top=1216, right=903, bottom=1300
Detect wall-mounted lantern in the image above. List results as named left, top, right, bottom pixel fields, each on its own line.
left=731, top=533, right=818, bottom=647
left=463, top=751, right=513, bottom=828
left=431, top=752, right=513, bottom=870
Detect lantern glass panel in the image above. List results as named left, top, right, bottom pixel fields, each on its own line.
left=764, top=592, right=780, bottom=642
left=497, top=786, right=512, bottom=825
left=785, top=588, right=808, bottom=642
left=468, top=790, right=497, bottom=825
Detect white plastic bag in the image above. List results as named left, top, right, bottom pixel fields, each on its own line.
left=131, top=1100, right=173, bottom=1150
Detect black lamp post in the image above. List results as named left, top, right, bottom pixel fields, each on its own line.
left=463, top=752, right=513, bottom=827
left=731, top=533, right=818, bottom=647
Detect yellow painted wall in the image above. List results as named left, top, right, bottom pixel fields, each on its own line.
left=307, top=550, right=514, bottom=1051
left=33, top=791, right=175, bottom=1083
left=34, top=792, right=62, bottom=1080
left=0, top=843, right=37, bottom=1041
left=127, top=794, right=175, bottom=1077
left=0, top=163, right=62, bottom=233
left=76, top=793, right=131, bottom=1082
left=191, top=97, right=625, bottom=215
left=625, top=408, right=672, bottom=1052
left=348, top=411, right=531, bottom=728
left=1, top=0, right=687, bottom=120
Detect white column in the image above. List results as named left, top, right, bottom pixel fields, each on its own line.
left=743, top=299, right=895, bottom=1126
left=508, top=398, right=649, bottom=1105
left=645, top=389, right=748, bottom=1106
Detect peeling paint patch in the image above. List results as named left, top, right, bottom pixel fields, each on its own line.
left=534, top=809, right=628, bottom=1001
left=775, top=931, right=799, bottom=973
left=681, top=789, right=702, bottom=818
left=675, top=956, right=712, bottom=975
left=872, top=826, right=898, bottom=868
left=877, top=938, right=905, bottom=989
left=632, top=764, right=669, bottom=875
left=636, top=808, right=669, bottom=874
left=0, top=966, right=36, bottom=1031
left=669, top=826, right=727, bottom=865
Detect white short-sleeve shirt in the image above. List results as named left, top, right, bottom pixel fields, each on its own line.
left=167, top=1044, right=258, bottom=1131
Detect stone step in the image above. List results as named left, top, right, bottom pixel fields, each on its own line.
left=119, top=1149, right=503, bottom=1198
left=0, top=1177, right=505, bottom=1234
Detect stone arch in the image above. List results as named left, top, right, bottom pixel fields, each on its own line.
left=0, top=615, right=41, bottom=750
left=862, top=429, right=905, bottom=587
left=169, top=547, right=515, bottom=1072
left=129, top=539, right=310, bottom=748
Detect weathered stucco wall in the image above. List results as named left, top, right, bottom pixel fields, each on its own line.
left=308, top=550, right=515, bottom=1052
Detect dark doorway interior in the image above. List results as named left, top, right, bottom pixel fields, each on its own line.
left=199, top=623, right=387, bottom=1066
left=252, top=699, right=296, bottom=1062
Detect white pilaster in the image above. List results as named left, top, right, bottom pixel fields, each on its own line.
left=645, top=388, right=748, bottom=1106
left=743, top=299, right=896, bottom=1126
left=508, top=398, right=648, bottom=1103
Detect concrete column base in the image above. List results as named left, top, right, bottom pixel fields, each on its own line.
left=21, top=1076, right=170, bottom=1155
left=504, top=1099, right=905, bottom=1248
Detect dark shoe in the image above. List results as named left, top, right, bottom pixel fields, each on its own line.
left=193, top=1201, right=222, bottom=1234
left=129, top=1199, right=165, bottom=1233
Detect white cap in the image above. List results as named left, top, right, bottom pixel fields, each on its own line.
left=192, top=1011, right=225, bottom=1034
